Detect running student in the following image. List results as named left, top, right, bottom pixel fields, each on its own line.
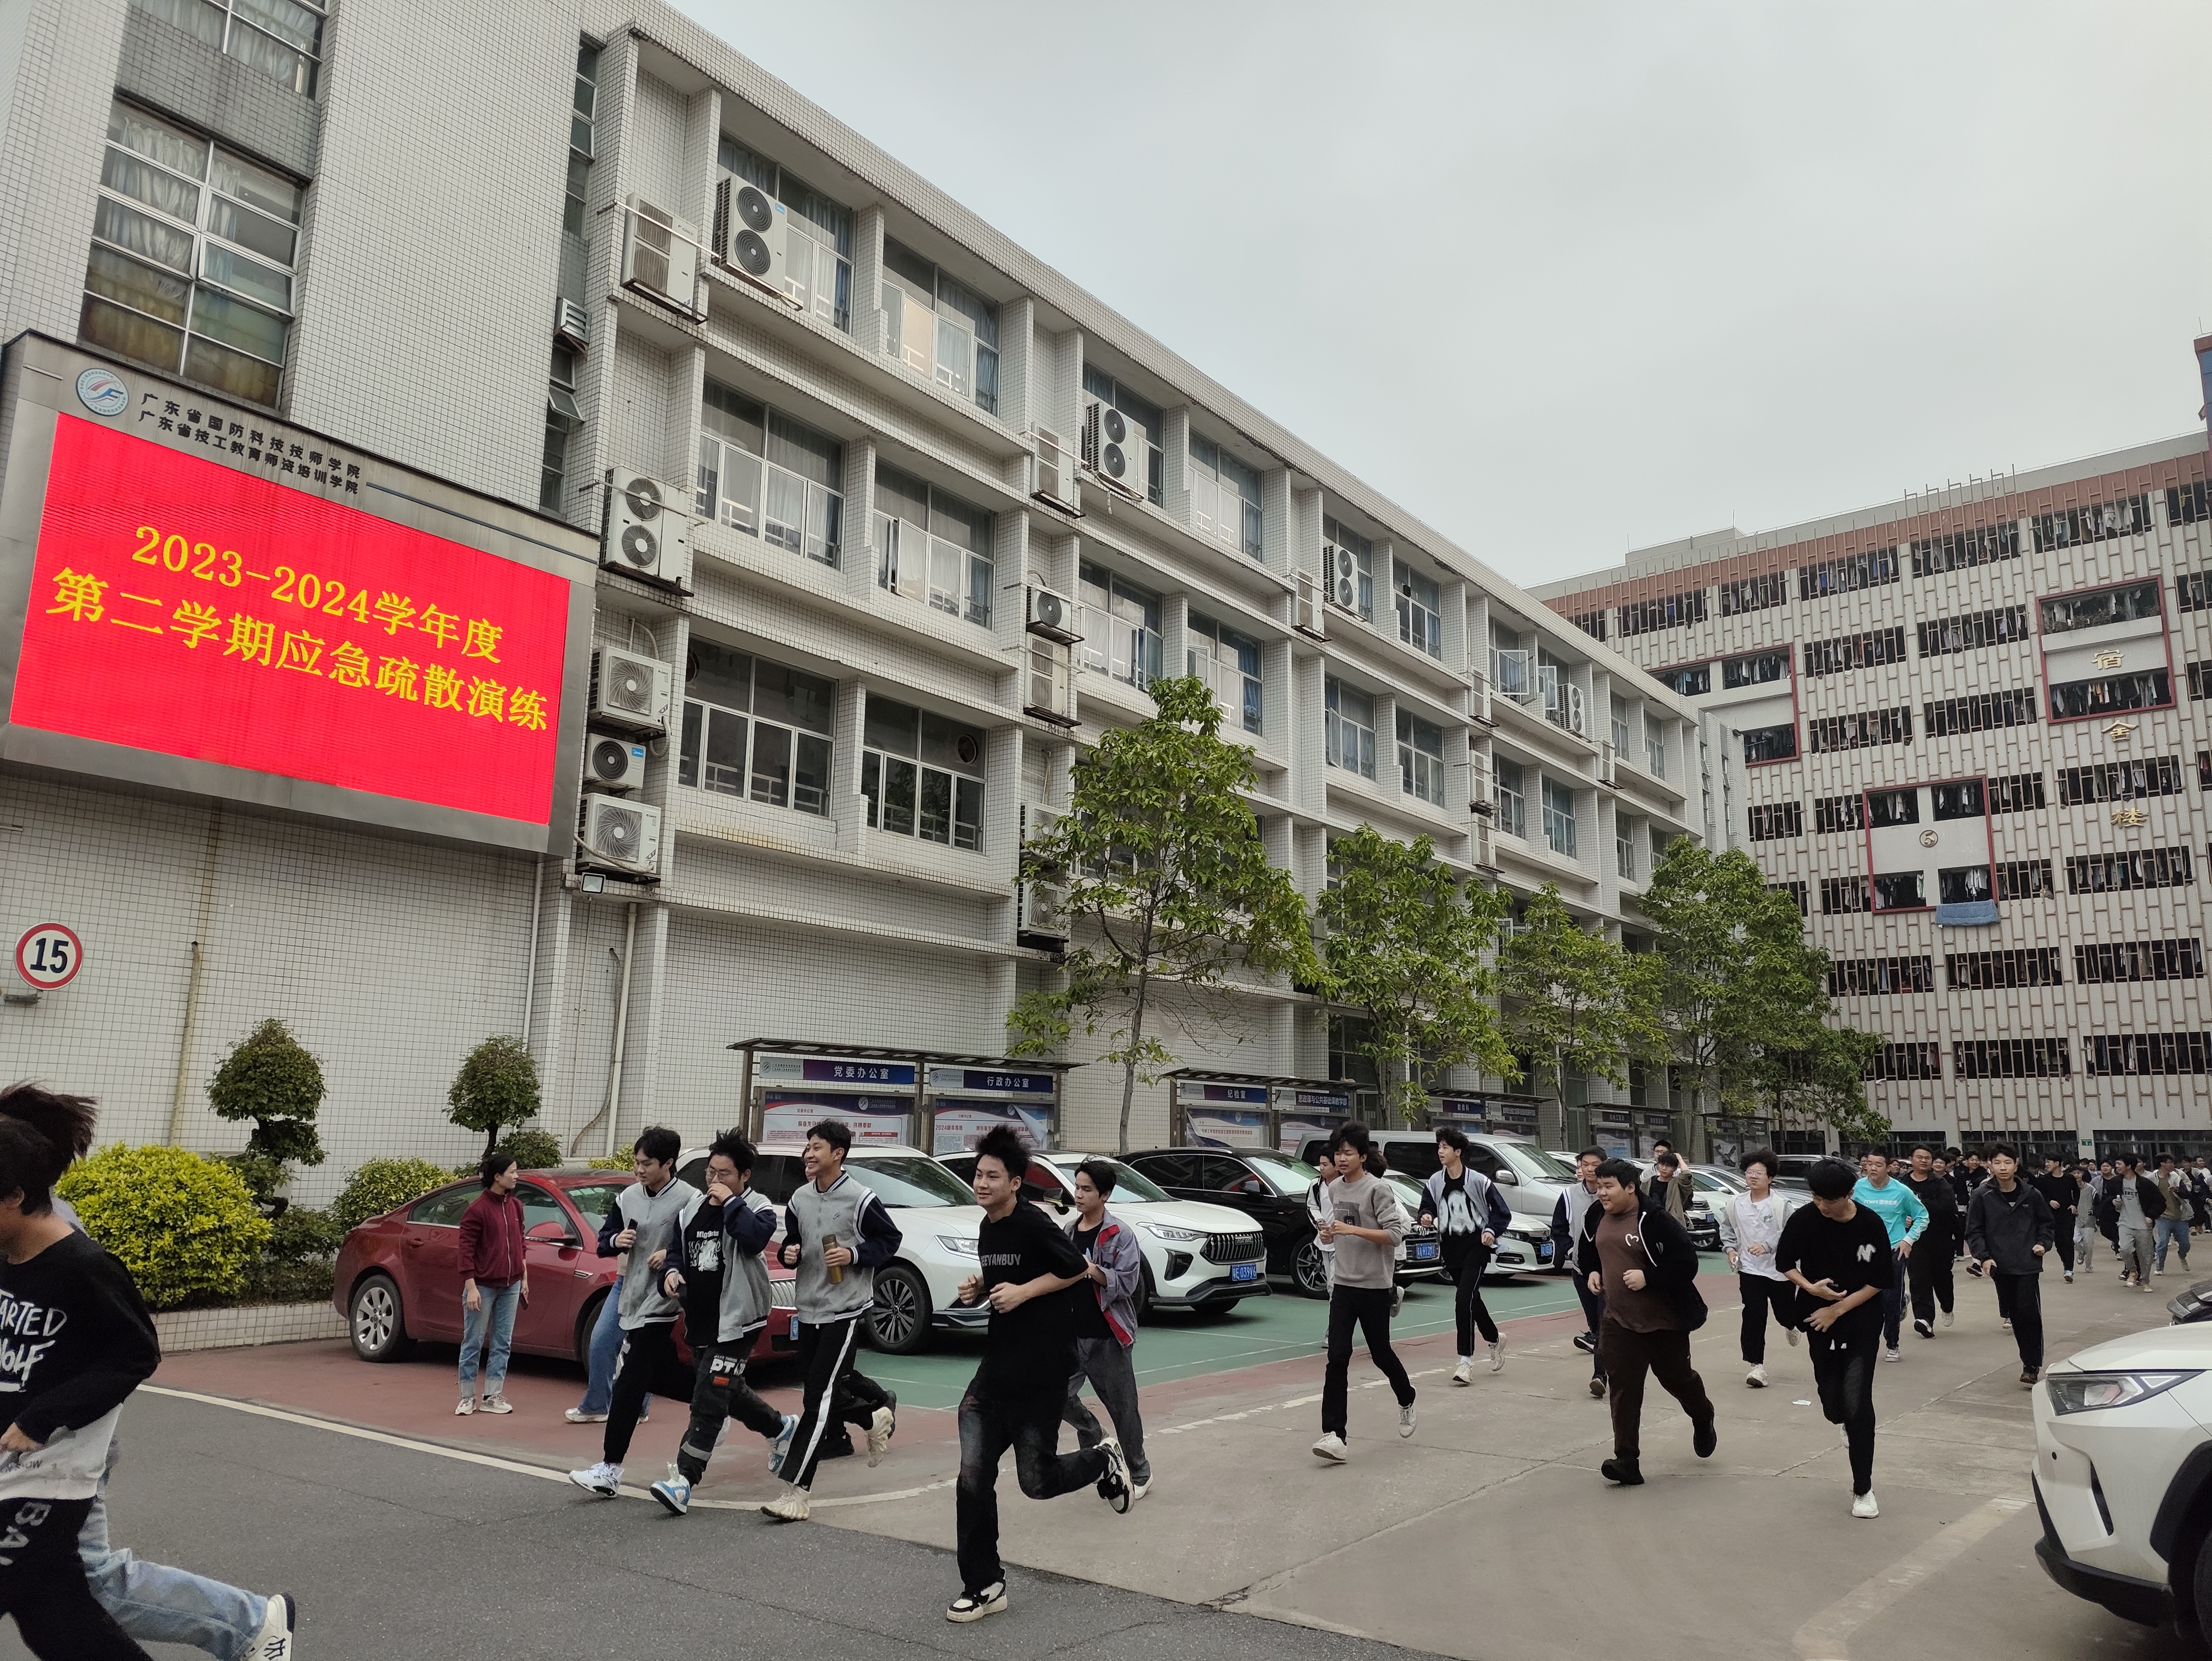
left=1967, top=1144, right=2054, bottom=1388
left=1305, top=1146, right=1337, bottom=1292
left=1900, top=1146, right=1956, bottom=1338
left=1419, top=1127, right=1511, bottom=1381
left=762, top=1119, right=903, bottom=1522
left=2105, top=1153, right=2161, bottom=1291
left=1311, top=1123, right=1416, bottom=1462
left=1850, top=1151, right=1927, bottom=1362
left=650, top=1131, right=795, bottom=1516
left=2029, top=1156, right=2079, bottom=1285
left=2155, top=1155, right=2193, bottom=1277
left=1776, top=1157, right=1893, bottom=1519
left=1060, top=1161, right=1150, bottom=1502
left=1714, top=1148, right=1795, bottom=1387
left=1552, top=1150, right=1607, bottom=1398
left=948, top=1127, right=1129, bottom=1623
left=1575, top=1156, right=1714, bottom=1486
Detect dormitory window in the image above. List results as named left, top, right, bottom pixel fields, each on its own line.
left=1955, top=1039, right=2070, bottom=1080
left=874, top=464, right=994, bottom=627
left=2183, top=575, right=2212, bottom=615
left=1820, top=875, right=1869, bottom=914
left=2057, top=757, right=2181, bottom=804
left=1770, top=878, right=1805, bottom=915
left=1995, top=859, right=2053, bottom=900
left=1829, top=956, right=1934, bottom=996
left=1571, top=609, right=1608, bottom=641
left=82, top=101, right=302, bottom=409
left=678, top=640, right=834, bottom=815
left=1651, top=662, right=1709, bottom=697
left=132, top=0, right=325, bottom=96
left=1918, top=606, right=2027, bottom=657
left=1867, top=788, right=1916, bottom=827
left=1398, top=713, right=1444, bottom=805
left=2068, top=848, right=2194, bottom=893
left=1866, top=1043, right=1942, bottom=1082
left=1803, top=628, right=1905, bottom=676
left=1938, top=863, right=1991, bottom=906
left=1910, top=521, right=2019, bottom=577
left=1324, top=516, right=1374, bottom=621
left=1188, top=616, right=1261, bottom=734
left=862, top=697, right=986, bottom=851
left=1746, top=802, right=1802, bottom=841
left=1542, top=778, right=1578, bottom=857
left=1397, top=569, right=1443, bottom=657
left=1872, top=871, right=1925, bottom=911
left=1083, top=369, right=1164, bottom=507
left=1188, top=434, right=1262, bottom=558
left=1077, top=563, right=1161, bottom=687
left=1931, top=779, right=1983, bottom=820
left=2075, top=939, right=2205, bottom=984
left=2049, top=670, right=2171, bottom=721
left=719, top=137, right=852, bottom=332
left=1798, top=545, right=1898, bottom=599
left=1493, top=757, right=1526, bottom=838
left=1719, top=572, right=1787, bottom=615
left=1617, top=589, right=1708, bottom=636
left=1324, top=678, right=1377, bottom=781
left=1989, top=772, right=2046, bottom=812
left=2033, top=496, right=2151, bottom=553
left=1723, top=651, right=1790, bottom=688
left=1809, top=708, right=1911, bottom=753
left=881, top=238, right=998, bottom=415
left=2089, top=1034, right=2212, bottom=1076
left=1742, top=724, right=1797, bottom=764
left=2173, top=482, right=2210, bottom=527
left=2040, top=579, right=2161, bottom=635
left=1925, top=689, right=2038, bottom=736
left=540, top=342, right=580, bottom=513
left=1814, top=794, right=1864, bottom=834
left=694, top=379, right=844, bottom=566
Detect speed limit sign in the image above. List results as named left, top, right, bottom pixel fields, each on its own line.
left=14, top=924, right=82, bottom=990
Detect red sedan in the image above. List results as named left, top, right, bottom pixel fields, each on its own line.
left=335, top=1169, right=798, bottom=1369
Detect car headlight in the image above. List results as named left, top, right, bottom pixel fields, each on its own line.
left=936, top=1235, right=979, bottom=1257
left=1140, top=1222, right=1202, bottom=1243
left=2046, top=1371, right=2200, bottom=1414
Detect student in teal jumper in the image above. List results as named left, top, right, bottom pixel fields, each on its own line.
left=1852, top=1151, right=1928, bottom=1363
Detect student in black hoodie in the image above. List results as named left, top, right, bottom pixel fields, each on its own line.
left=1967, top=1145, right=2056, bottom=1386
left=2029, top=1155, right=2079, bottom=1285
left=1777, top=1157, right=1894, bottom=1520
left=1899, top=1146, right=1956, bottom=1338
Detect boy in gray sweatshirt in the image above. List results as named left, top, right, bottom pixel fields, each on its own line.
left=1310, top=1124, right=1414, bottom=1462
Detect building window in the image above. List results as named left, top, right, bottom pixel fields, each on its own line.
left=1541, top=778, right=1579, bottom=856
left=1397, top=712, right=1444, bottom=804
left=677, top=639, right=834, bottom=814
left=1610, top=696, right=1630, bottom=754
left=132, top=0, right=325, bottom=95
left=860, top=697, right=986, bottom=850
left=559, top=42, right=598, bottom=309
left=1719, top=571, right=1788, bottom=615
left=2191, top=662, right=2212, bottom=701
left=1188, top=615, right=1261, bottom=734
left=81, top=100, right=303, bottom=408
left=1325, top=678, right=1377, bottom=781
left=1995, top=858, right=2053, bottom=900
left=1924, top=688, right=2038, bottom=737
left=1570, top=609, right=1608, bottom=641
left=1918, top=604, right=2028, bottom=658
left=1187, top=433, right=1262, bottom=558
left=1396, top=568, right=1443, bottom=657
left=719, top=137, right=852, bottom=332
left=2057, top=757, right=2182, bottom=805
left=2040, top=579, right=2162, bottom=636
left=1804, top=627, right=1906, bottom=677
left=1945, top=948, right=2060, bottom=990
left=1618, top=826, right=1638, bottom=881
left=2170, top=481, right=2209, bottom=526
left=1813, top=794, right=1864, bottom=833
left=1077, top=562, right=1161, bottom=687
left=1809, top=708, right=1911, bottom=753
left=1954, top=1039, right=2070, bottom=1079
left=694, top=378, right=844, bottom=567
left=1930, top=779, right=1984, bottom=820
left=1082, top=368, right=1164, bottom=506
left=540, top=342, right=581, bottom=513
left=1867, top=1042, right=1943, bottom=1081
left=1770, top=878, right=1805, bottom=914
left=1741, top=723, right=1798, bottom=765
left=2033, top=496, right=2152, bottom=553
left=1616, top=588, right=1708, bottom=636
left=1646, top=724, right=1666, bottom=778
left=1723, top=650, right=1791, bottom=689
left=1493, top=757, right=1526, bottom=838
left=2074, top=938, right=2205, bottom=984
left=1940, top=864, right=1994, bottom=912
left=1798, top=545, right=1899, bottom=599
left=1829, top=956, right=1935, bottom=995
left=880, top=237, right=998, bottom=415
left=2068, top=848, right=2194, bottom=893
left=2048, top=670, right=2171, bottom=721
left=1910, top=520, right=2019, bottom=577
left=874, top=464, right=993, bottom=627
left=2087, top=1033, right=2212, bottom=1076
left=1820, top=875, right=1869, bottom=914
left=1990, top=772, right=2046, bottom=813
left=1746, top=802, right=1802, bottom=841
left=1651, top=662, right=1709, bottom=697
left=1871, top=870, right=1925, bottom=911
left=1866, top=787, right=1917, bottom=827
left=2179, top=572, right=2212, bottom=614
left=1324, top=516, right=1374, bottom=621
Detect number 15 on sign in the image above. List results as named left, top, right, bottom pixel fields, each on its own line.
left=15, top=924, right=83, bottom=990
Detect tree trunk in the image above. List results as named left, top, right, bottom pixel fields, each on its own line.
left=1119, top=963, right=1150, bottom=1155
left=484, top=1123, right=500, bottom=1160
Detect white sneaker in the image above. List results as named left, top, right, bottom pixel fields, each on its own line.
left=565, top=1407, right=608, bottom=1423
left=1130, top=1478, right=1150, bottom=1502
left=761, top=1483, right=811, bottom=1522
left=1095, top=1437, right=1132, bottom=1513
left=1488, top=1339, right=1505, bottom=1373
left=478, top=1395, right=513, bottom=1415
left=1786, top=1326, right=1800, bottom=1348
left=1390, top=1285, right=1405, bottom=1318
left=1884, top=1347, right=1901, bottom=1362
left=1452, top=1360, right=1473, bottom=1385
left=1852, top=1490, right=1880, bottom=1519
left=866, top=1404, right=896, bottom=1468
left=1941, top=1310, right=1953, bottom=1328
left=1746, top=1364, right=1768, bottom=1388
left=947, top=1581, right=1007, bottom=1623
left=1399, top=1403, right=1417, bottom=1438
left=454, top=1397, right=476, bottom=1416
left=2064, top=1271, right=2073, bottom=1282
left=1311, top=1431, right=1348, bottom=1462
left=2001, top=1319, right=2012, bottom=1332
left=568, top=1462, right=621, bottom=1498
left=249, top=1594, right=295, bottom=1661
left=650, top=1468, right=692, bottom=1516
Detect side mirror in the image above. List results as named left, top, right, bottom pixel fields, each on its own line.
left=527, top=1220, right=573, bottom=1242
left=1491, top=1170, right=1518, bottom=1187
left=1237, top=1176, right=1267, bottom=1196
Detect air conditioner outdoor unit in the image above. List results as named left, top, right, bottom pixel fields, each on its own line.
left=589, top=647, right=672, bottom=736
left=1032, top=428, right=1079, bottom=512
left=579, top=794, right=662, bottom=878
left=1566, top=683, right=1588, bottom=737
left=621, top=197, right=699, bottom=314
left=1473, top=818, right=1496, bottom=871
left=1024, top=636, right=1077, bottom=727
left=712, top=176, right=789, bottom=299
left=1324, top=543, right=1359, bottom=614
left=602, top=469, right=693, bottom=590
left=585, top=731, right=648, bottom=792
left=1294, top=569, right=1326, bottom=640
left=1025, top=585, right=1080, bottom=644
left=1081, top=399, right=1145, bottom=499
left=555, top=298, right=590, bottom=349
left=1018, top=805, right=1070, bottom=948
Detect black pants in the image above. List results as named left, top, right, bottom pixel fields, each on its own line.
left=1995, top=1273, right=2045, bottom=1371
left=1321, top=1284, right=1415, bottom=1437
left=2050, top=1224, right=2075, bottom=1274
left=1877, top=1249, right=1906, bottom=1348
left=1574, top=1272, right=1607, bottom=1380
left=1600, top=1320, right=1714, bottom=1461
left=1810, top=1333, right=1877, bottom=1495
left=675, top=1339, right=787, bottom=1483
left=1908, top=1249, right=1954, bottom=1326
left=785, top=1317, right=877, bottom=1490
left=1738, top=1273, right=1791, bottom=1364
left=955, top=1384, right=1105, bottom=1596
left=605, top=1319, right=695, bottom=1465
left=1443, top=1236, right=1499, bottom=1351
left=0, top=1496, right=150, bottom=1660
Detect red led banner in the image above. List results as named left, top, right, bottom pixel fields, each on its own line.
left=11, top=414, right=569, bottom=825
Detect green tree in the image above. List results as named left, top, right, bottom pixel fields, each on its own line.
left=1496, top=883, right=1666, bottom=1104
left=207, top=1017, right=326, bottom=1199
left=1007, top=676, right=1317, bottom=1152
left=1743, top=1023, right=1891, bottom=1149
left=1315, top=826, right=1512, bottom=1125
left=448, top=1035, right=543, bottom=1159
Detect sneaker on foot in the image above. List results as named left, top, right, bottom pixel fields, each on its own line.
left=2064, top=1271, right=2074, bottom=1283
left=1096, top=1437, right=1132, bottom=1513
left=1489, top=1338, right=1506, bottom=1373
left=1601, top=1457, right=1644, bottom=1485
left=454, top=1397, right=476, bottom=1416
left=2156, top=1267, right=2165, bottom=1276
left=1786, top=1326, right=1800, bottom=1348
left=1913, top=1319, right=1933, bottom=1339
left=2143, top=1283, right=2159, bottom=1294
left=1746, top=1364, right=1768, bottom=1388
left=2021, top=1367, right=2040, bottom=1388
left=947, top=1581, right=1007, bottom=1623
left=1452, top=1360, right=1473, bottom=1385
left=249, top=1594, right=295, bottom=1661
left=1390, top=1284, right=1405, bottom=1318
left=565, top=1407, right=608, bottom=1424
left=2001, top=1319, right=2012, bottom=1332
left=769, top=1412, right=799, bottom=1475
left=1851, top=1490, right=1880, bottom=1519
left=1589, top=1375, right=1607, bottom=1399
left=479, top=1395, right=513, bottom=1415
left=1131, top=1477, right=1150, bottom=1502
left=1941, top=1309, right=1953, bottom=1328
left=568, top=1462, right=621, bottom=1498
left=1884, top=1347, right=1902, bottom=1362
left=1572, top=1330, right=1596, bottom=1353
left=1693, top=1418, right=1717, bottom=1459
left=651, top=1469, right=692, bottom=1516
left=1311, top=1431, right=1348, bottom=1462
left=760, top=1483, right=810, bottom=1522
left=867, top=1404, right=896, bottom=1468
left=1400, top=1403, right=1417, bottom=1438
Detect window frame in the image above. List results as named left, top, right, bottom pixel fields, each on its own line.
left=1187, top=614, right=1262, bottom=735
left=1076, top=561, right=1162, bottom=688
left=693, top=378, right=844, bottom=568
left=675, top=641, right=836, bottom=817
left=1324, top=676, right=1377, bottom=782
left=1395, top=566, right=1443, bottom=658
left=1540, top=776, right=1578, bottom=857
left=872, top=463, right=995, bottom=629
left=1396, top=709, right=1444, bottom=805
left=1187, top=432, right=1263, bottom=559
left=858, top=695, right=987, bottom=852
left=131, top=0, right=326, bottom=96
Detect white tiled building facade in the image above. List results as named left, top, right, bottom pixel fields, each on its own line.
left=1537, top=429, right=2212, bottom=1161
left=0, top=0, right=1706, bottom=1192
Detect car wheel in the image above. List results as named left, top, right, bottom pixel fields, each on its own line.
left=1135, top=1262, right=1155, bottom=1324
left=349, top=1273, right=412, bottom=1362
left=1292, top=1237, right=1330, bottom=1298
left=865, top=1264, right=932, bottom=1355
left=574, top=1289, right=608, bottom=1367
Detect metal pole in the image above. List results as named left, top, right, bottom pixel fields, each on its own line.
left=738, top=1044, right=755, bottom=1141
left=164, top=941, right=203, bottom=1145
left=603, top=902, right=638, bottom=1159
left=520, top=856, right=543, bottom=1048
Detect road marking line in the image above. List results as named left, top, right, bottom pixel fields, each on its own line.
left=1789, top=1493, right=2030, bottom=1660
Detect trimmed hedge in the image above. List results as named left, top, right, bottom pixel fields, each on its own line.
left=58, top=1146, right=271, bottom=1310
left=332, top=1157, right=453, bottom=1232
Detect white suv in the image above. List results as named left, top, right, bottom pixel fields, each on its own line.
left=2033, top=1320, right=2212, bottom=1639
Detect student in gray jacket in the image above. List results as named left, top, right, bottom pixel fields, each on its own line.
left=1060, top=1161, right=1150, bottom=1496
left=1310, top=1123, right=1415, bottom=1462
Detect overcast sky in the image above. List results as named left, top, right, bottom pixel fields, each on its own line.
left=673, top=1, right=2212, bottom=590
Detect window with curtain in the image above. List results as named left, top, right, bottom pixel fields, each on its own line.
left=1325, top=678, right=1376, bottom=780
left=1397, top=711, right=1444, bottom=804
left=1076, top=562, right=1162, bottom=687
left=861, top=696, right=986, bottom=850
left=880, top=238, right=1000, bottom=416
left=1082, top=367, right=1165, bottom=506
left=718, top=136, right=852, bottom=332
left=676, top=638, right=835, bottom=815
left=1396, top=565, right=1442, bottom=656
left=694, top=377, right=843, bottom=566
left=131, top=0, right=325, bottom=96
left=1187, top=433, right=1262, bottom=558
left=874, top=463, right=995, bottom=627
left=1188, top=614, right=1261, bottom=734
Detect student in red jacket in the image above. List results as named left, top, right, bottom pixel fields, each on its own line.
left=457, top=1153, right=529, bottom=1415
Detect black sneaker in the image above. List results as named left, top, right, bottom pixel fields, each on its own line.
left=1096, top=1438, right=1132, bottom=1514
left=1693, top=1419, right=1717, bottom=1459
left=1601, top=1457, right=1644, bottom=1485
left=947, top=1581, right=1007, bottom=1623
left=1913, top=1319, right=1933, bottom=1339
left=1572, top=1331, right=1597, bottom=1354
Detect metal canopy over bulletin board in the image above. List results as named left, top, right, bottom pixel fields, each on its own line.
left=1167, top=1070, right=1357, bottom=1154
left=727, top=1039, right=1071, bottom=1151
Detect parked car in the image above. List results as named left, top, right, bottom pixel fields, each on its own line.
left=335, top=1167, right=797, bottom=1369
left=1380, top=1171, right=1448, bottom=1284
left=1295, top=1129, right=1573, bottom=1276
left=1632, top=1158, right=1721, bottom=1250
left=2032, top=1320, right=2212, bottom=1641
left=936, top=1149, right=1268, bottom=1318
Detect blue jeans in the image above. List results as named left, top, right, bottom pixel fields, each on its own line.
left=2157, top=1215, right=2192, bottom=1271
left=82, top=1435, right=265, bottom=1660
left=577, top=1276, right=650, bottom=1417
left=459, top=1282, right=520, bottom=1399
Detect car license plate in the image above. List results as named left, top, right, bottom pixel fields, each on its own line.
left=1413, top=1242, right=1438, bottom=1260
left=1231, top=1262, right=1259, bottom=1282
left=789, top=1313, right=801, bottom=1338
left=1538, top=1242, right=1553, bottom=1262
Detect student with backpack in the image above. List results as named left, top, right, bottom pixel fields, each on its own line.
left=1418, top=1127, right=1512, bottom=1381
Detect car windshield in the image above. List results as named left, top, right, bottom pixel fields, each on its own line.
left=1242, top=1149, right=1321, bottom=1195
left=1385, top=1173, right=1427, bottom=1210
left=1499, top=1142, right=1578, bottom=1182
left=1051, top=1157, right=1172, bottom=1204
left=559, top=1182, right=630, bottom=1232
left=844, top=1155, right=974, bottom=1208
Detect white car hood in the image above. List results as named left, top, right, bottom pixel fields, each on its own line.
left=1108, top=1198, right=1258, bottom=1235
left=2047, top=1321, right=2212, bottom=1374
